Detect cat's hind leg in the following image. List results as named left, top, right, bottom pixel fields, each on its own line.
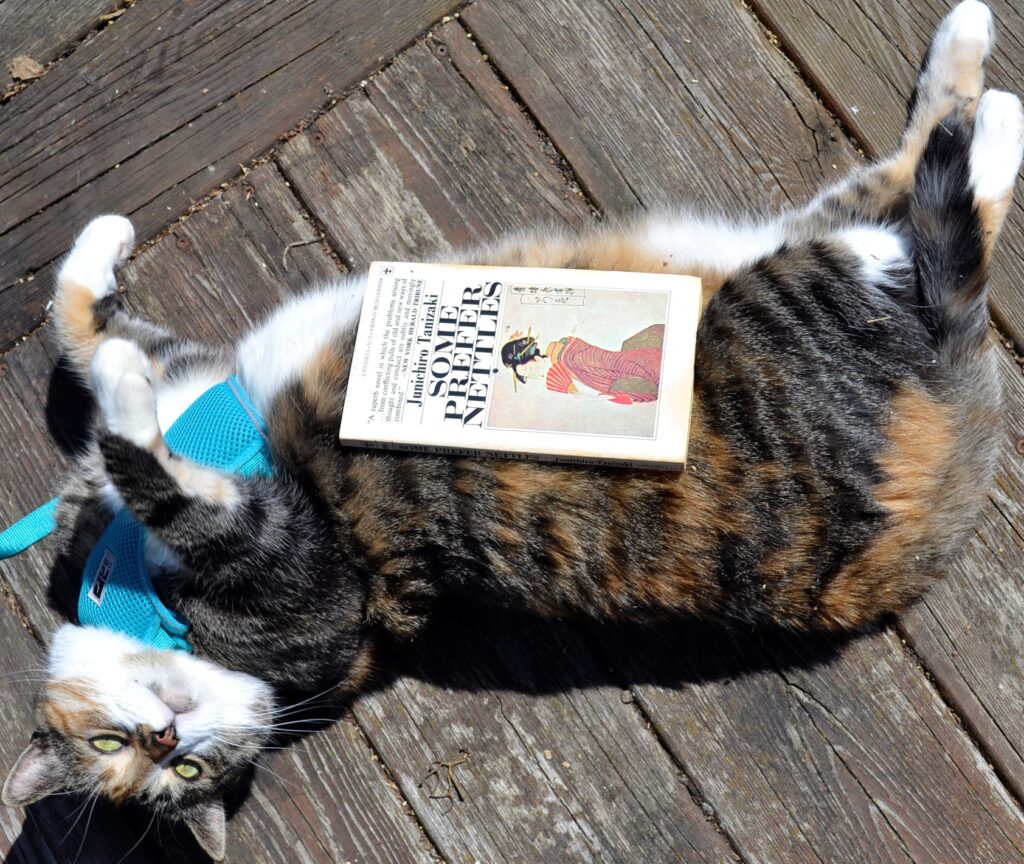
left=797, top=0, right=994, bottom=229
left=970, top=89, right=1024, bottom=260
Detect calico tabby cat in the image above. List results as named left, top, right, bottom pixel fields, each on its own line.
left=4, top=2, right=1023, bottom=858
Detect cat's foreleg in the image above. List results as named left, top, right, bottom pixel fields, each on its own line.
left=91, top=340, right=328, bottom=580
left=54, top=215, right=225, bottom=385
left=53, top=215, right=137, bottom=376
left=91, top=338, right=242, bottom=510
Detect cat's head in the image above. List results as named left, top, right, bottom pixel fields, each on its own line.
left=3, top=623, right=275, bottom=860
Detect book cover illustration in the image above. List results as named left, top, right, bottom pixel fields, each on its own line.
left=339, top=262, right=701, bottom=469
left=490, top=285, right=668, bottom=439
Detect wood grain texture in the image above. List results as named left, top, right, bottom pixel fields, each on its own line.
left=0, top=0, right=119, bottom=86
left=0, top=0, right=460, bottom=348
left=614, top=623, right=1024, bottom=864
left=277, top=25, right=591, bottom=267
left=356, top=615, right=738, bottom=864
left=0, top=164, right=436, bottom=864
left=0, top=594, right=170, bottom=864
left=750, top=0, right=1024, bottom=344
left=462, top=0, right=1024, bottom=859
left=280, top=26, right=738, bottom=863
left=461, top=0, right=853, bottom=215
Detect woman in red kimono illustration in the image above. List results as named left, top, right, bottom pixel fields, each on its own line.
left=500, top=324, right=664, bottom=404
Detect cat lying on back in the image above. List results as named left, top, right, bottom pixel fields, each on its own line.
left=4, top=2, right=1022, bottom=859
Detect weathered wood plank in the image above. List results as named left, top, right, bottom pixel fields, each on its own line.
left=279, top=26, right=738, bottom=863
left=614, top=623, right=1024, bottom=864
left=0, top=0, right=460, bottom=348
left=463, top=0, right=1024, bottom=858
left=0, top=589, right=170, bottom=863
left=0, top=164, right=436, bottom=864
left=0, top=0, right=119, bottom=87
left=277, top=29, right=589, bottom=267
left=750, top=0, right=1024, bottom=344
left=461, top=0, right=852, bottom=215
left=358, top=613, right=738, bottom=864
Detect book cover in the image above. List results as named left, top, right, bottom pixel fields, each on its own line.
left=339, top=261, right=702, bottom=469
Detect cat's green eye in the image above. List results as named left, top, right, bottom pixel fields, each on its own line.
left=173, top=760, right=201, bottom=780
left=89, top=736, right=126, bottom=753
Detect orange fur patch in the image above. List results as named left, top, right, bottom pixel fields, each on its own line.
left=818, top=386, right=957, bottom=629
left=52, top=280, right=104, bottom=377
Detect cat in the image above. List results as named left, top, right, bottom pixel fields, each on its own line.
left=4, top=1, right=1023, bottom=859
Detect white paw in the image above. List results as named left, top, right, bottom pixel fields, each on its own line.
left=58, top=215, right=135, bottom=300
left=939, top=1, right=995, bottom=53
left=971, top=90, right=1024, bottom=199
left=91, top=339, right=159, bottom=447
left=923, top=1, right=993, bottom=104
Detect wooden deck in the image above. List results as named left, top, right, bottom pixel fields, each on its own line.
left=2, top=1, right=1024, bottom=861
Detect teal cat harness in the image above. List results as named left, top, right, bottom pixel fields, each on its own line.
left=0, top=376, right=273, bottom=652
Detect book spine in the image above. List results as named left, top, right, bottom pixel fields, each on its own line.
left=338, top=438, right=683, bottom=472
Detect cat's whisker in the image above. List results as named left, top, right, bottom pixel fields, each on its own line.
left=250, top=759, right=302, bottom=792
left=114, top=807, right=157, bottom=864
left=1, top=667, right=50, bottom=678
left=72, top=791, right=101, bottom=864
left=269, top=680, right=346, bottom=718
left=60, top=791, right=94, bottom=836
left=60, top=790, right=96, bottom=846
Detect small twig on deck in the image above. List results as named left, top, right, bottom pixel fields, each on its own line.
left=282, top=237, right=323, bottom=271
left=419, top=749, right=470, bottom=814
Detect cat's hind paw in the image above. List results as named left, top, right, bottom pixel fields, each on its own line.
left=57, top=215, right=135, bottom=300
left=91, top=338, right=160, bottom=448
left=971, top=90, right=1024, bottom=200
left=922, top=1, right=994, bottom=115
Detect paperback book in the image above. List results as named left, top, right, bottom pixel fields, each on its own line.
left=339, top=261, right=702, bottom=469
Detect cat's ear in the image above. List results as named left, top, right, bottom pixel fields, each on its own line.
left=184, top=797, right=227, bottom=861
left=2, top=739, right=65, bottom=806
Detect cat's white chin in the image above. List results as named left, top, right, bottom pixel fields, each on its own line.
left=47, top=624, right=275, bottom=756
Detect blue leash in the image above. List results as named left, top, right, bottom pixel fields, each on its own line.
left=0, top=497, right=59, bottom=559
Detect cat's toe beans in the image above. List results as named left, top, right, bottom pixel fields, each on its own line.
left=970, top=90, right=1024, bottom=199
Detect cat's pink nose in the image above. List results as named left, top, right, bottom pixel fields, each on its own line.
left=154, top=725, right=178, bottom=749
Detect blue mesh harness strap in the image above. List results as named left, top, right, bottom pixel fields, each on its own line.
left=1, top=375, right=272, bottom=652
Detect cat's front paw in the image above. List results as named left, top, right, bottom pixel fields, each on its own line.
left=58, top=215, right=135, bottom=300
left=91, top=338, right=160, bottom=448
